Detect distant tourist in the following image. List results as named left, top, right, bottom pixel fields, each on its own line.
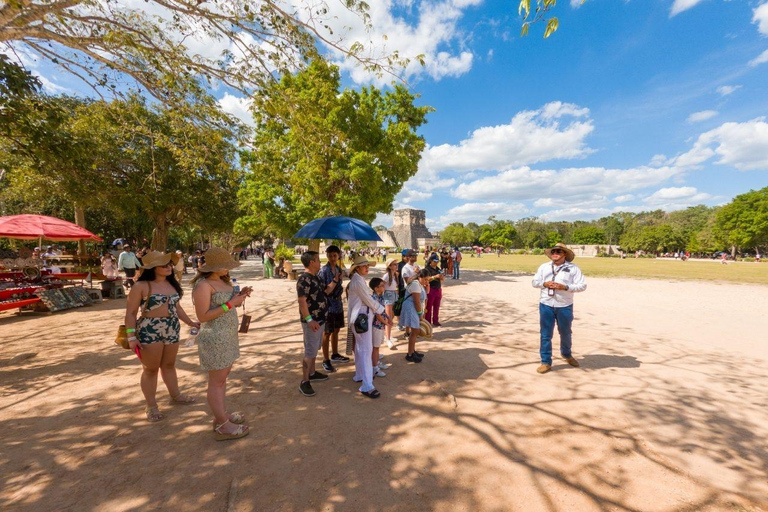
left=382, top=258, right=399, bottom=348
left=317, top=245, right=350, bottom=373
left=124, top=251, right=200, bottom=423
left=451, top=248, right=462, bottom=279
left=173, top=250, right=184, bottom=281
left=192, top=247, right=252, bottom=440
left=295, top=251, right=330, bottom=397
left=101, top=252, right=117, bottom=278
left=347, top=254, right=387, bottom=399
left=531, top=243, right=587, bottom=374
left=118, top=244, right=141, bottom=288
left=264, top=248, right=275, bottom=278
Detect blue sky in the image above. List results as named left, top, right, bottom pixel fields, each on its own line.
left=8, top=0, right=768, bottom=232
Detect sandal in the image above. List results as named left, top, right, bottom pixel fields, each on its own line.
left=361, top=389, right=381, bottom=399
left=211, top=411, right=246, bottom=431
left=169, top=394, right=197, bottom=405
left=145, top=404, right=164, bottom=422
left=214, top=420, right=249, bottom=441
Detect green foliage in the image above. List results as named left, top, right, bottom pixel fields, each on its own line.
left=440, top=223, right=475, bottom=247
left=275, top=245, right=295, bottom=261
left=479, top=217, right=517, bottom=248
left=715, top=187, right=768, bottom=252
left=239, top=59, right=431, bottom=240
left=572, top=226, right=606, bottom=245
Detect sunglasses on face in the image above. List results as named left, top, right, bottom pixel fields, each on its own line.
left=551, top=249, right=564, bottom=254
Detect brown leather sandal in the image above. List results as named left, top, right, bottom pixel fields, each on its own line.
left=214, top=420, right=249, bottom=441
left=145, top=404, right=164, bottom=422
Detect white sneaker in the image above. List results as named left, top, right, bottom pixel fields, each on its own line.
left=387, top=338, right=397, bottom=349
left=378, top=362, right=390, bottom=370
left=374, top=368, right=387, bottom=377
left=378, top=354, right=384, bottom=361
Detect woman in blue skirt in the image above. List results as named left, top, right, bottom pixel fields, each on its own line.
left=400, top=268, right=430, bottom=363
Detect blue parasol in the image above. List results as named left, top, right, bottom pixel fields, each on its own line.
left=112, top=238, right=127, bottom=246
left=293, top=216, right=383, bottom=242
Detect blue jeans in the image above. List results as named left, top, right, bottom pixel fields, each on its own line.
left=452, top=262, right=460, bottom=279
left=539, top=303, right=573, bottom=365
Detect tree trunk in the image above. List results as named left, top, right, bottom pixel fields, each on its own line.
left=308, top=239, right=320, bottom=253
left=731, top=245, right=736, bottom=258
left=151, top=215, right=169, bottom=251
left=74, top=206, right=87, bottom=257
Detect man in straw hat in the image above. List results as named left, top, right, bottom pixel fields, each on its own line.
left=532, top=243, right=587, bottom=374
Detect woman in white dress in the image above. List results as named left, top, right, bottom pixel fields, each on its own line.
left=101, top=252, right=117, bottom=278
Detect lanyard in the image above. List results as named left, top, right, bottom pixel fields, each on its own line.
left=548, top=263, right=567, bottom=296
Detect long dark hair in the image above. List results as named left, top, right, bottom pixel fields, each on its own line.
left=137, top=267, right=183, bottom=297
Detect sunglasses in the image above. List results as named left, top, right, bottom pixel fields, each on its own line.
left=551, top=249, right=564, bottom=254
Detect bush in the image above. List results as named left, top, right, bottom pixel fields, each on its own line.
left=274, top=245, right=294, bottom=261
left=531, top=248, right=545, bottom=255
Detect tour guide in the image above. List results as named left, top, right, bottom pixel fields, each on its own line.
left=531, top=243, right=587, bottom=374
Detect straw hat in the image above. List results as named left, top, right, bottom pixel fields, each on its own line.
left=384, top=258, right=399, bottom=269
left=198, top=247, right=241, bottom=273
left=418, top=318, right=433, bottom=338
left=349, top=254, right=376, bottom=273
left=141, top=251, right=180, bottom=269
left=544, top=243, right=575, bottom=262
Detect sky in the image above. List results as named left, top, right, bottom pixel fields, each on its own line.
left=7, top=0, right=768, bottom=232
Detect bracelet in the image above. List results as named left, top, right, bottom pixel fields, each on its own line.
left=126, top=328, right=136, bottom=333
left=417, top=311, right=423, bottom=316
left=221, top=303, right=231, bottom=312
left=127, top=336, right=137, bottom=341
left=304, top=315, right=313, bottom=322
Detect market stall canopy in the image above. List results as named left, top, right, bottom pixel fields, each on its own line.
left=0, top=215, right=103, bottom=242
left=293, top=216, right=382, bottom=242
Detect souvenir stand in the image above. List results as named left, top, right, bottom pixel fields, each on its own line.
left=0, top=215, right=102, bottom=314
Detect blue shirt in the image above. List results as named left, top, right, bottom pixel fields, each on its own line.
left=318, top=263, right=344, bottom=313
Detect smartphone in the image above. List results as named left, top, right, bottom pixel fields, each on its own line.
left=134, top=345, right=142, bottom=360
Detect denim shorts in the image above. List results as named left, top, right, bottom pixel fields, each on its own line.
left=383, top=290, right=397, bottom=306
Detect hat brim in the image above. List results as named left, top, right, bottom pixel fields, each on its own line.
left=141, top=253, right=180, bottom=269
left=198, top=259, right=241, bottom=273
left=350, top=260, right=376, bottom=272
left=544, top=246, right=575, bottom=262
left=384, top=258, right=399, bottom=268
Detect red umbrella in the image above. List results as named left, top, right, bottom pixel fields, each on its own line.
left=0, top=215, right=102, bottom=242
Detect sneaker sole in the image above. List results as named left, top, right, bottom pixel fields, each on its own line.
left=299, top=389, right=316, bottom=397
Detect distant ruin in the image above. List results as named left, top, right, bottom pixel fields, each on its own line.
left=376, top=208, right=439, bottom=249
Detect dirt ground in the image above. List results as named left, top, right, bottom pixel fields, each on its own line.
left=1, top=259, right=767, bottom=512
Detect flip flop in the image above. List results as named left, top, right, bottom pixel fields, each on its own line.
left=361, top=390, right=381, bottom=399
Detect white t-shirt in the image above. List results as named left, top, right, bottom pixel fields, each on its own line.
left=382, top=272, right=398, bottom=291
left=401, top=263, right=416, bottom=283
left=406, top=280, right=423, bottom=295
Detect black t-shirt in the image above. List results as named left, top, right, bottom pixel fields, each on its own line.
left=426, top=265, right=443, bottom=289
left=397, top=260, right=407, bottom=292
left=296, top=272, right=328, bottom=323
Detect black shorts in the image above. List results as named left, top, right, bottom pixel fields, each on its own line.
left=324, top=311, right=345, bottom=333
left=124, top=268, right=137, bottom=278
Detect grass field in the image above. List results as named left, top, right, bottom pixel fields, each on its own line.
left=416, top=254, right=768, bottom=285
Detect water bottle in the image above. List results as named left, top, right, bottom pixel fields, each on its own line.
left=232, top=278, right=240, bottom=294
left=184, top=327, right=199, bottom=347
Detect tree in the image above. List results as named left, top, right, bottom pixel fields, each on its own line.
left=519, top=0, right=584, bottom=39
left=715, top=187, right=768, bottom=254
left=515, top=217, right=548, bottom=249
left=440, top=223, right=475, bottom=247
left=1, top=0, right=407, bottom=117
left=479, top=218, right=517, bottom=249
left=239, top=59, right=431, bottom=241
left=572, top=226, right=606, bottom=245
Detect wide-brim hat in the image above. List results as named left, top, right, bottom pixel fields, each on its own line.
left=198, top=247, right=241, bottom=273
left=384, top=258, right=399, bottom=269
left=141, top=251, right=180, bottom=269
left=418, top=319, right=433, bottom=338
left=544, top=243, right=575, bottom=262
left=350, top=254, right=376, bottom=272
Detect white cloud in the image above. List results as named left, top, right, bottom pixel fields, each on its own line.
left=749, top=49, right=768, bottom=67
left=217, top=93, right=254, bottom=127
left=716, top=85, right=742, bottom=96
left=754, top=2, right=768, bottom=36
left=310, top=0, right=482, bottom=85
left=570, top=0, right=585, bottom=8
left=672, top=118, right=768, bottom=170
left=373, top=213, right=394, bottom=228
left=644, top=186, right=711, bottom=203
left=452, top=165, right=684, bottom=201
left=420, top=101, right=594, bottom=175
left=613, top=194, right=636, bottom=203
left=687, top=110, right=718, bottom=123
left=438, top=202, right=529, bottom=225
left=396, top=189, right=433, bottom=204
left=670, top=0, right=707, bottom=17
left=540, top=207, right=611, bottom=221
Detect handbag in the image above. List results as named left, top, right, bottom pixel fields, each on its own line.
left=114, top=282, right=151, bottom=349
left=238, top=314, right=252, bottom=333
left=393, top=290, right=406, bottom=317
left=354, top=307, right=369, bottom=334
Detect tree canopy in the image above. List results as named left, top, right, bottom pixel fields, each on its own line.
left=715, top=187, right=768, bottom=252
left=238, top=59, right=432, bottom=240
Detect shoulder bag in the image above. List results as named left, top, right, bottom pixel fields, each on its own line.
left=115, top=282, right=151, bottom=349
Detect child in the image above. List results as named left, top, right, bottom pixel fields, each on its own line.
left=369, top=278, right=391, bottom=376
